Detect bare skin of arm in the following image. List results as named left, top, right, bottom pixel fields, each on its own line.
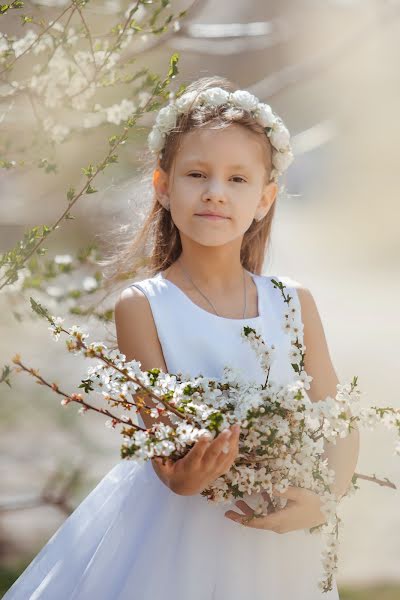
left=298, top=285, right=360, bottom=500
left=114, top=286, right=240, bottom=496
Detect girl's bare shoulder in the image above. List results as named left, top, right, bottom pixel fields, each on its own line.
left=114, top=283, right=167, bottom=372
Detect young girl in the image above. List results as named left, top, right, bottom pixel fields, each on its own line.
left=4, top=75, right=359, bottom=599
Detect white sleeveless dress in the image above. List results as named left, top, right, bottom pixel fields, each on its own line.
left=4, top=271, right=340, bottom=599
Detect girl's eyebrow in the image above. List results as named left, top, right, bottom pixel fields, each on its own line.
left=182, top=158, right=251, bottom=171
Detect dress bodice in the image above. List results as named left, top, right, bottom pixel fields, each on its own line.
left=129, top=271, right=302, bottom=388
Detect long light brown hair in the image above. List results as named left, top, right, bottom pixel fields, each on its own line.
left=102, top=75, right=286, bottom=289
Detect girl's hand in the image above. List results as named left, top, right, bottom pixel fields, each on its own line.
left=224, top=486, right=328, bottom=533
left=152, top=424, right=240, bottom=496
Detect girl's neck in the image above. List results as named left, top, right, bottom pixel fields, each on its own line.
left=172, top=255, right=247, bottom=292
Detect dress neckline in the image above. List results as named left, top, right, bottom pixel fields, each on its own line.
left=156, top=269, right=263, bottom=323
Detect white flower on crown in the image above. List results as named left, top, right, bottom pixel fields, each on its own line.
left=231, top=90, right=259, bottom=111
left=147, top=86, right=294, bottom=181
left=198, top=87, right=230, bottom=107
left=272, top=149, right=294, bottom=172
left=175, top=89, right=198, bottom=113
left=155, top=105, right=178, bottom=133
left=255, top=102, right=275, bottom=128
left=269, top=122, right=291, bottom=151
left=148, top=128, right=165, bottom=153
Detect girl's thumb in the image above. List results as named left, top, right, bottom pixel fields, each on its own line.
left=154, top=457, right=171, bottom=470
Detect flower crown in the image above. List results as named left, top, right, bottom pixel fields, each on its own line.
left=147, top=87, right=294, bottom=183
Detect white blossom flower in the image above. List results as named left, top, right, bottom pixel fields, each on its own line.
left=82, top=276, right=98, bottom=292
left=49, top=124, right=70, bottom=143
left=272, top=148, right=294, bottom=171
left=0, top=33, right=8, bottom=54
left=46, top=285, right=64, bottom=298
left=66, top=27, right=78, bottom=46
left=299, top=370, right=313, bottom=390
left=231, top=90, right=259, bottom=111
left=175, top=90, right=198, bottom=113
left=83, top=112, right=107, bottom=128
left=269, top=123, right=291, bottom=150
left=48, top=21, right=64, bottom=33
left=256, top=103, right=275, bottom=127
left=54, top=254, right=73, bottom=265
left=199, top=87, right=230, bottom=107
left=12, top=30, right=37, bottom=58
left=289, top=347, right=302, bottom=363
left=104, top=99, right=135, bottom=125
left=32, top=34, right=54, bottom=55
left=124, top=2, right=147, bottom=21
left=155, top=105, right=178, bottom=133
left=148, top=128, right=165, bottom=153
left=68, top=325, right=89, bottom=340
left=137, top=90, right=151, bottom=108
left=48, top=316, right=64, bottom=341
left=394, top=440, right=400, bottom=456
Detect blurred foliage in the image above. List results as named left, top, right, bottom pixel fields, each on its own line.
left=339, top=583, right=400, bottom=600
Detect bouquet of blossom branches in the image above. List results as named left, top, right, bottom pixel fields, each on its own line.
left=7, top=280, right=400, bottom=594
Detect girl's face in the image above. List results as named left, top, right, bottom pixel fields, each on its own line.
left=154, top=123, right=278, bottom=248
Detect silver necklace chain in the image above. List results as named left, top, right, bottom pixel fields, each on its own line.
left=177, top=258, right=247, bottom=318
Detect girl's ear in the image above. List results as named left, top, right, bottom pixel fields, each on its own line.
left=255, top=181, right=278, bottom=220
left=153, top=166, right=170, bottom=210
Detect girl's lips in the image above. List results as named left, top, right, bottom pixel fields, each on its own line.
left=195, top=214, right=229, bottom=220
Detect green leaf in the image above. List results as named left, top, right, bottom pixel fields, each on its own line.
left=81, top=164, right=95, bottom=178
left=167, top=52, right=179, bottom=79
left=0, top=364, right=12, bottom=388
left=67, top=187, right=75, bottom=202
left=78, top=378, right=94, bottom=393
left=30, top=297, right=51, bottom=321
left=86, top=184, right=97, bottom=194
left=21, top=15, right=33, bottom=25
left=129, top=21, right=143, bottom=32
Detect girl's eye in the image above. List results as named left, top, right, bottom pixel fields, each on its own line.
left=188, top=173, right=246, bottom=183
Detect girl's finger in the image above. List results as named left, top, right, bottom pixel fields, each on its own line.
left=234, top=500, right=254, bottom=516
left=152, top=457, right=173, bottom=474
left=214, top=429, right=240, bottom=473
left=272, top=486, right=301, bottom=502
left=219, top=442, right=238, bottom=467
left=211, top=425, right=239, bottom=458
left=203, top=430, right=232, bottom=462
left=183, top=436, right=212, bottom=468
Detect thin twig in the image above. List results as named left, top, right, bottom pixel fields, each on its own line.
left=13, top=358, right=144, bottom=430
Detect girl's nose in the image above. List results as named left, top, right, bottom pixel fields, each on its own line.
left=202, top=181, right=226, bottom=201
